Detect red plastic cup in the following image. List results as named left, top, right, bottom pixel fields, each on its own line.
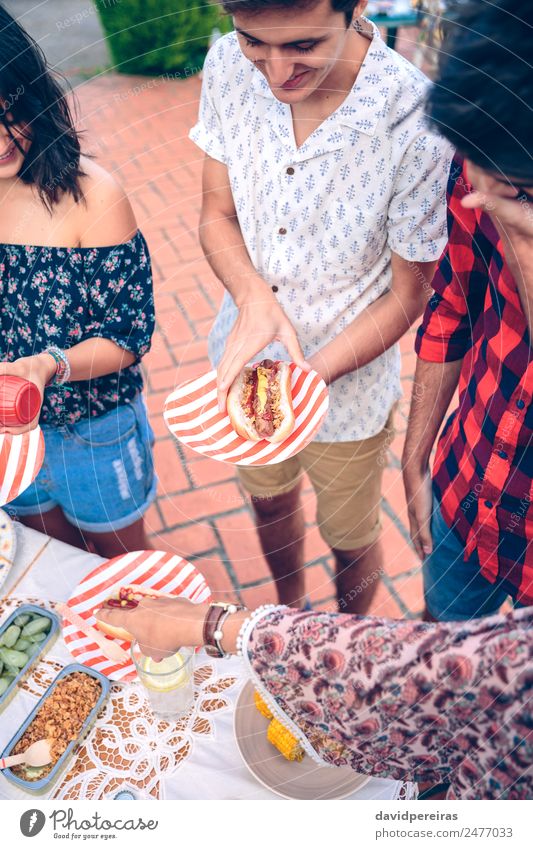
left=0, top=376, right=42, bottom=427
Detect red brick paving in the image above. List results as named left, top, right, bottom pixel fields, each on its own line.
left=76, top=39, right=430, bottom=619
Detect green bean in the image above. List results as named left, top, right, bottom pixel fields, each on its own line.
left=13, top=638, right=32, bottom=652
left=0, top=677, right=11, bottom=697
left=0, top=625, right=21, bottom=648
left=21, top=616, right=51, bottom=637
left=13, top=614, right=31, bottom=627
left=0, top=647, right=29, bottom=668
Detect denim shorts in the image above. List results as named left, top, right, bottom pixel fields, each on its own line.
left=423, top=494, right=522, bottom=620
left=8, top=394, right=157, bottom=533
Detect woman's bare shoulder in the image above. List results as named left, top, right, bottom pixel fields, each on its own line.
left=77, top=157, right=138, bottom=247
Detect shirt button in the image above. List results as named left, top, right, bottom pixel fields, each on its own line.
left=516, top=399, right=525, bottom=409
left=484, top=500, right=494, bottom=509
left=286, top=167, right=295, bottom=175
left=271, top=285, right=279, bottom=293
left=278, top=227, right=287, bottom=235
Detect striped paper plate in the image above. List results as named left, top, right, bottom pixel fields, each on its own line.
left=63, top=550, right=212, bottom=682
left=0, top=508, right=16, bottom=592
left=0, top=428, right=45, bottom=507
left=164, top=364, right=329, bottom=466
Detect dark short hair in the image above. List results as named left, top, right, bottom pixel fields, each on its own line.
left=427, top=0, right=533, bottom=183
left=221, top=0, right=358, bottom=27
left=0, top=4, right=85, bottom=209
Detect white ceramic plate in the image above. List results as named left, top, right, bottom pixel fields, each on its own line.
left=234, top=680, right=370, bottom=800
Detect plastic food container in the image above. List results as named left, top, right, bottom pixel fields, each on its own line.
left=0, top=604, right=59, bottom=712
left=0, top=663, right=110, bottom=794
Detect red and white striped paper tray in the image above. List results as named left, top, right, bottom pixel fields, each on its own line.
left=63, top=550, right=212, bottom=682
left=164, top=364, right=329, bottom=466
left=0, top=427, right=45, bottom=507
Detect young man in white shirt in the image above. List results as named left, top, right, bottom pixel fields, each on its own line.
left=190, top=0, right=452, bottom=612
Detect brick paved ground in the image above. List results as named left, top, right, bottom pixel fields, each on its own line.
left=71, top=28, right=428, bottom=618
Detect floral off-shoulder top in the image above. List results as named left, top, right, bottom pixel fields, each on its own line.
left=242, top=606, right=533, bottom=800
left=0, top=231, right=154, bottom=427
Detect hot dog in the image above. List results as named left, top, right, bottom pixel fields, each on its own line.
left=227, top=359, right=295, bottom=443
left=94, top=585, right=171, bottom=642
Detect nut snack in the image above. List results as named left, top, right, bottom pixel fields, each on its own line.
left=11, top=671, right=102, bottom=780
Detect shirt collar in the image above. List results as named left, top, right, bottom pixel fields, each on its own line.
left=250, top=19, right=388, bottom=138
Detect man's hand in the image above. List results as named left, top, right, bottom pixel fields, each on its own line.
left=462, top=160, right=533, bottom=239
left=403, top=463, right=434, bottom=559
left=462, top=160, right=533, bottom=338
left=216, top=286, right=308, bottom=412
left=197, top=155, right=309, bottom=411
left=0, top=354, right=55, bottom=435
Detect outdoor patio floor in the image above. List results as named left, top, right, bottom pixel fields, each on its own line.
left=75, top=67, right=427, bottom=618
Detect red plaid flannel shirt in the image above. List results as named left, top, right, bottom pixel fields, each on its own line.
left=416, top=156, right=533, bottom=605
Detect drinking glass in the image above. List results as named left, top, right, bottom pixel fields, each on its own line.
left=131, top=643, right=194, bottom=720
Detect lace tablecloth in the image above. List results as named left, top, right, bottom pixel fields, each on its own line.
left=0, top=527, right=417, bottom=801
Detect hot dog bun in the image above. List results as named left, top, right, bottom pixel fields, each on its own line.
left=227, top=369, right=263, bottom=441
left=227, top=360, right=295, bottom=443
left=94, top=618, right=134, bottom=643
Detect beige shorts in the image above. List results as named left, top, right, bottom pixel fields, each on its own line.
left=238, top=410, right=395, bottom=551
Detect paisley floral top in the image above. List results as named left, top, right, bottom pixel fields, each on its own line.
left=244, top=606, right=533, bottom=799
left=0, top=231, right=154, bottom=427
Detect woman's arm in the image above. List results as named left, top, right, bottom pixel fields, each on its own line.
left=0, top=339, right=137, bottom=434
left=244, top=607, right=532, bottom=797
left=95, top=599, right=532, bottom=797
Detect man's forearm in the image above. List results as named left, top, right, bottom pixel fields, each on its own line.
left=308, top=255, right=436, bottom=384
left=308, top=286, right=424, bottom=385
left=403, top=357, right=463, bottom=472
left=199, top=212, right=268, bottom=306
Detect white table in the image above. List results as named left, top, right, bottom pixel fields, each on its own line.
left=0, top=524, right=416, bottom=801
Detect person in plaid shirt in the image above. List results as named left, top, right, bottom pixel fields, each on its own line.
left=403, top=0, right=533, bottom=619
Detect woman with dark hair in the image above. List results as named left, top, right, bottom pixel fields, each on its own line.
left=0, top=6, right=157, bottom=557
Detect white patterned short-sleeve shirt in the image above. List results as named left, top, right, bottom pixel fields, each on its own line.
left=190, top=23, right=453, bottom=441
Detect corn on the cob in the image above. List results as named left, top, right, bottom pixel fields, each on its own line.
left=267, top=718, right=305, bottom=762
left=253, top=690, right=273, bottom=719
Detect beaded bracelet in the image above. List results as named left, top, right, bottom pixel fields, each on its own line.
left=44, top=346, right=71, bottom=386
left=236, top=603, right=278, bottom=657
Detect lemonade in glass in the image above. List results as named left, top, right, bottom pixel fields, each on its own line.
left=131, top=643, right=194, bottom=719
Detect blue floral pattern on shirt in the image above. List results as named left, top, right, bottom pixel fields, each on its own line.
left=0, top=230, right=154, bottom=426
left=190, top=24, right=454, bottom=441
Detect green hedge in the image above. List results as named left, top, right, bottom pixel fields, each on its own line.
left=95, top=0, right=229, bottom=75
